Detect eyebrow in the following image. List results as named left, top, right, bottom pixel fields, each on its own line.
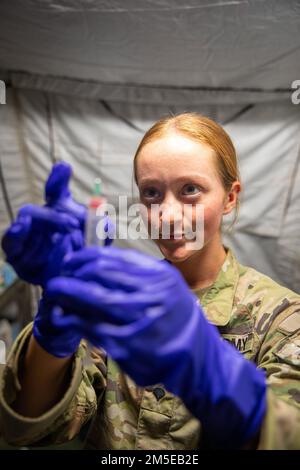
left=139, top=174, right=211, bottom=185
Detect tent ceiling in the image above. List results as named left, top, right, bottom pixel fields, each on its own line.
left=0, top=0, right=299, bottom=93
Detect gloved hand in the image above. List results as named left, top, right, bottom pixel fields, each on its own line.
left=33, top=297, right=81, bottom=358
left=45, top=246, right=267, bottom=448
left=1, top=162, right=114, bottom=287
left=1, top=162, right=86, bottom=287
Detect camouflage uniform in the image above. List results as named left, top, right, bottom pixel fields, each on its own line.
left=1, top=248, right=300, bottom=449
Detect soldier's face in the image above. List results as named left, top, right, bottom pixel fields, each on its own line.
left=136, top=132, right=236, bottom=263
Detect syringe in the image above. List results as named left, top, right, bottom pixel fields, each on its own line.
left=83, top=178, right=108, bottom=366
left=85, top=178, right=108, bottom=246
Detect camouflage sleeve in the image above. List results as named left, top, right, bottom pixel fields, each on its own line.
left=0, top=323, right=107, bottom=448
left=256, top=303, right=300, bottom=449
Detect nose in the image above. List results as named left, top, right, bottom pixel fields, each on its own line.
left=159, top=193, right=183, bottom=230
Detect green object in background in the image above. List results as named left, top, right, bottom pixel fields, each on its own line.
left=0, top=261, right=17, bottom=294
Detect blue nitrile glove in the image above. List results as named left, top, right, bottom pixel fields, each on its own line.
left=1, top=161, right=113, bottom=287
left=33, top=297, right=81, bottom=358
left=1, top=162, right=86, bottom=287
left=45, top=246, right=267, bottom=448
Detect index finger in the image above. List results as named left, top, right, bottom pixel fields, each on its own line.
left=19, top=204, right=79, bottom=232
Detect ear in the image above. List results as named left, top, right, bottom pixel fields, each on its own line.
left=223, top=181, right=241, bottom=215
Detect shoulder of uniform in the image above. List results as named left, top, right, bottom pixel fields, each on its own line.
left=230, top=261, right=299, bottom=322
left=236, top=266, right=300, bottom=338
left=236, top=262, right=300, bottom=304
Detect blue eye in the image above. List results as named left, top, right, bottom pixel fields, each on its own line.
left=182, top=184, right=201, bottom=196
left=142, top=187, right=160, bottom=199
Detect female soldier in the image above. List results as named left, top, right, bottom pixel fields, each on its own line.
left=1, top=113, right=300, bottom=449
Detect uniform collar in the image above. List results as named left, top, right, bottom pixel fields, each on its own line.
left=192, top=247, right=240, bottom=326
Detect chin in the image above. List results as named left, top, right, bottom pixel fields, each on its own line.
left=158, top=242, right=195, bottom=263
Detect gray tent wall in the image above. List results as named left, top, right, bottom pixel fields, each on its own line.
left=0, top=0, right=300, bottom=292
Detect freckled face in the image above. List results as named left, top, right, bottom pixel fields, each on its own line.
left=136, top=133, right=228, bottom=262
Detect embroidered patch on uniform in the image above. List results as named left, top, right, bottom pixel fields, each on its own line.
left=222, top=333, right=254, bottom=353
left=274, top=338, right=300, bottom=366
left=278, top=312, right=300, bottom=334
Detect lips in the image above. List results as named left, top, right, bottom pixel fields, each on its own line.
left=159, top=232, right=184, bottom=240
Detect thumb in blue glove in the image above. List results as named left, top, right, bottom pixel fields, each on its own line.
left=45, top=246, right=267, bottom=448
left=44, top=162, right=86, bottom=231
left=33, top=296, right=81, bottom=358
